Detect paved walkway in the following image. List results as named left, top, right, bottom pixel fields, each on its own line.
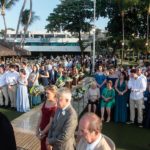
left=12, top=105, right=41, bottom=150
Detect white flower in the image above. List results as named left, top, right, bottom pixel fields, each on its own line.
left=62, top=110, right=66, bottom=116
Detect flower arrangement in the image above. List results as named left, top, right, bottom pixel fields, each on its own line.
left=55, top=78, right=65, bottom=88
left=72, top=77, right=95, bottom=101
left=30, top=85, right=45, bottom=96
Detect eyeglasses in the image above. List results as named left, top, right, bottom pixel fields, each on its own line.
left=45, top=92, right=50, bottom=95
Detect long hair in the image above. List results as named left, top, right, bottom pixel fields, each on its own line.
left=0, top=112, right=17, bottom=150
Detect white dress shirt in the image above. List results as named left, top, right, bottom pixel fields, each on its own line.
left=86, top=134, right=102, bottom=150
left=5, top=71, right=19, bottom=85
left=0, top=73, right=7, bottom=87
left=139, top=74, right=147, bottom=85
left=128, top=77, right=147, bottom=100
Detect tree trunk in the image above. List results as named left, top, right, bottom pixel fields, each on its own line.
left=20, top=0, right=32, bottom=47
left=121, top=10, right=125, bottom=66
left=1, top=5, right=7, bottom=41
left=2, top=14, right=7, bottom=41
left=78, top=30, right=84, bottom=58
left=15, top=0, right=27, bottom=40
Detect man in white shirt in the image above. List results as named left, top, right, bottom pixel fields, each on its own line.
left=77, top=113, right=114, bottom=150
left=128, top=69, right=147, bottom=127
left=0, top=66, right=9, bottom=108
left=136, top=67, right=147, bottom=84
left=5, top=64, right=19, bottom=109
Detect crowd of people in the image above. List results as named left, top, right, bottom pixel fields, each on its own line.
left=0, top=54, right=150, bottom=150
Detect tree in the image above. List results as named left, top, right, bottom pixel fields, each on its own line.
left=0, top=0, right=19, bottom=40
left=20, top=9, right=39, bottom=46
left=95, top=0, right=150, bottom=60
left=15, top=0, right=27, bottom=41
left=45, top=0, right=93, bottom=56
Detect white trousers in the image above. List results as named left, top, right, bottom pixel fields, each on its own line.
left=8, top=85, right=17, bottom=108
left=129, top=99, right=143, bottom=123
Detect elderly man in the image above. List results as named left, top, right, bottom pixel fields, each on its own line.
left=46, top=87, right=78, bottom=150
left=77, top=113, right=115, bottom=150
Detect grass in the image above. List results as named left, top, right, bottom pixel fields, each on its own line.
left=0, top=108, right=23, bottom=121
left=103, top=122, right=150, bottom=150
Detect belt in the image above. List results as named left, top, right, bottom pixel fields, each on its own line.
left=9, top=84, right=17, bottom=86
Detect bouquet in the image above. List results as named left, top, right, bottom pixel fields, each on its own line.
left=72, top=86, right=86, bottom=101
left=72, top=77, right=95, bottom=101
left=30, top=85, right=45, bottom=96
left=55, top=77, right=65, bottom=88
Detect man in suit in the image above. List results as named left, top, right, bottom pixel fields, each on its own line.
left=46, top=87, right=78, bottom=150
left=77, top=113, right=115, bottom=150
left=49, top=66, right=57, bottom=84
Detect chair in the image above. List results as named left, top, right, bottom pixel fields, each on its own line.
left=103, top=134, right=116, bottom=150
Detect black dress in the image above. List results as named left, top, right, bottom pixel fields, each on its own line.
left=39, top=69, right=49, bottom=86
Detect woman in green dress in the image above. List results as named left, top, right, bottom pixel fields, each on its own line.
left=101, top=80, right=115, bottom=122
left=114, top=71, right=128, bottom=123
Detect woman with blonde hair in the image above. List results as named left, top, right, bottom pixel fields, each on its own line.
left=28, top=64, right=41, bottom=105
left=101, top=80, right=115, bottom=122
left=87, top=81, right=100, bottom=113
left=36, top=85, right=58, bottom=150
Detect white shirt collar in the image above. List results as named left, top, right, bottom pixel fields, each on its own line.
left=86, top=134, right=102, bottom=150
left=62, top=103, right=70, bottom=111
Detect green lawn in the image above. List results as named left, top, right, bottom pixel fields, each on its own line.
left=103, top=122, right=150, bottom=150
left=0, top=108, right=23, bottom=121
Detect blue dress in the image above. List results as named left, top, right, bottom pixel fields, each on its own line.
left=94, top=72, right=106, bottom=93
left=16, top=77, right=30, bottom=112
left=114, top=80, right=127, bottom=123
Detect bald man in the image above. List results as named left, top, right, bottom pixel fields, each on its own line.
left=77, top=113, right=115, bottom=150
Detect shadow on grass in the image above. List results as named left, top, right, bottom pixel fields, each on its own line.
left=0, top=108, right=24, bottom=121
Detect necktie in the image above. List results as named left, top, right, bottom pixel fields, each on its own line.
left=57, top=109, right=62, bottom=120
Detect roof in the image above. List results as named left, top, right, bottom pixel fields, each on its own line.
left=0, top=40, right=31, bottom=56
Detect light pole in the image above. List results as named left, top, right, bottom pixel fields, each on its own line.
left=92, top=0, right=96, bottom=74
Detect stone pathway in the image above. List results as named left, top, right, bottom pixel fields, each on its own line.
left=12, top=105, right=41, bottom=150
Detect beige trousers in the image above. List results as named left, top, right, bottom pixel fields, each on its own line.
left=129, top=99, right=143, bottom=123
left=8, top=85, right=17, bottom=108
left=0, top=90, right=3, bottom=105
left=0, top=86, right=9, bottom=106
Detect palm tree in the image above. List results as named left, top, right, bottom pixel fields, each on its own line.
left=20, top=9, right=39, bottom=46
left=15, top=0, right=27, bottom=40
left=0, top=0, right=18, bottom=40
left=111, top=0, right=140, bottom=65
left=146, top=1, right=150, bottom=50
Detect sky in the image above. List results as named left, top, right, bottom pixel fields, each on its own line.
left=0, top=0, right=109, bottom=32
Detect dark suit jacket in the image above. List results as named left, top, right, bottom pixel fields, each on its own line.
left=49, top=70, right=57, bottom=84
left=48, top=105, right=78, bottom=150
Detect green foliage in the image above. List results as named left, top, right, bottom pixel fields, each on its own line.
left=45, top=0, right=94, bottom=55
left=21, top=9, right=39, bottom=27
left=46, top=0, right=93, bottom=32
left=0, top=0, right=19, bottom=10
left=96, top=0, right=150, bottom=55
